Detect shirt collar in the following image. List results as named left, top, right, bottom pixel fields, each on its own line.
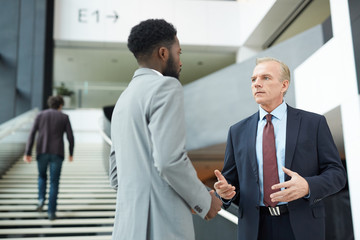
left=259, top=101, right=287, bottom=121
left=150, top=69, right=163, bottom=76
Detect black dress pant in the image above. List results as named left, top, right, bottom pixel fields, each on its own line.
left=258, top=211, right=296, bottom=240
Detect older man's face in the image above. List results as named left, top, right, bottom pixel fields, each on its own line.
left=251, top=61, right=289, bottom=112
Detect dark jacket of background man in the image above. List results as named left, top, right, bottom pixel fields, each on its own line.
left=25, top=108, right=74, bottom=158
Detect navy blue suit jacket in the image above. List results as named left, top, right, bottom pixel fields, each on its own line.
left=222, top=105, right=346, bottom=240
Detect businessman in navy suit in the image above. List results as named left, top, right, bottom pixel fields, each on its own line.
left=214, top=57, right=346, bottom=240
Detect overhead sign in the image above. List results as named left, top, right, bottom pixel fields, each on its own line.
left=78, top=9, right=119, bottom=23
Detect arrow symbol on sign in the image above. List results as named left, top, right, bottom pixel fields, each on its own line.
left=107, top=11, right=119, bottom=23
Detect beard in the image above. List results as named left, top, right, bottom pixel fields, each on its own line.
left=163, top=53, right=180, bottom=80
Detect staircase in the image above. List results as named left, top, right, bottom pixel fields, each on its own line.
left=0, top=143, right=116, bottom=239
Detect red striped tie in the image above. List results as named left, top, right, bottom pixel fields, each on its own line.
left=263, top=114, right=280, bottom=207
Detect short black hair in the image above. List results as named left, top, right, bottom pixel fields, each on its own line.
left=127, top=19, right=177, bottom=59
left=47, top=95, right=64, bottom=109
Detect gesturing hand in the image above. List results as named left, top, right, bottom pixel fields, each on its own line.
left=270, top=167, right=309, bottom=203
left=213, top=170, right=236, bottom=200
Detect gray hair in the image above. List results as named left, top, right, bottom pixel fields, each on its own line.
left=256, top=57, right=290, bottom=83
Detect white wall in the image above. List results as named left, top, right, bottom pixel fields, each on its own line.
left=54, top=0, right=275, bottom=47
left=294, top=0, right=360, bottom=238
left=184, top=23, right=324, bottom=150
left=63, top=109, right=103, bottom=143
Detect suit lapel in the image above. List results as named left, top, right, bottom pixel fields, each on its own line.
left=285, top=105, right=301, bottom=179
left=247, top=112, right=259, bottom=180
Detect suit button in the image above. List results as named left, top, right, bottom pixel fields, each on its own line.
left=194, top=205, right=202, bottom=213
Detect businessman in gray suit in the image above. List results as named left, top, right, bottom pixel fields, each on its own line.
left=109, top=19, right=222, bottom=240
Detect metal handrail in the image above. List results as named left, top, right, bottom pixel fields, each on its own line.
left=218, top=209, right=238, bottom=224
left=98, top=125, right=112, bottom=146
left=98, top=115, right=238, bottom=225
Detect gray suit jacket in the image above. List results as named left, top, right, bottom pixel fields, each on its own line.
left=109, top=68, right=211, bottom=240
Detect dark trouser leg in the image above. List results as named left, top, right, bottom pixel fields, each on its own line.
left=37, top=154, right=50, bottom=204
left=47, top=154, right=63, bottom=214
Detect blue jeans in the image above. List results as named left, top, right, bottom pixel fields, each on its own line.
left=37, top=154, right=64, bottom=214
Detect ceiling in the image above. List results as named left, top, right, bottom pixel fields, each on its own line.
left=53, top=41, right=237, bottom=89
